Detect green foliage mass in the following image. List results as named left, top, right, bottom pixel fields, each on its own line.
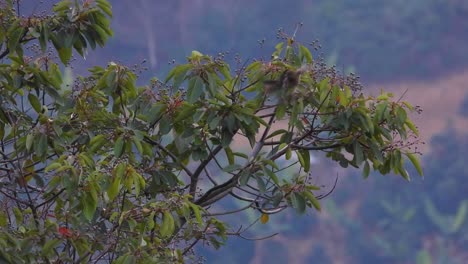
left=0, top=0, right=422, bottom=262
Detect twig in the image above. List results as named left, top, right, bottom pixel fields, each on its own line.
left=143, top=136, right=193, bottom=178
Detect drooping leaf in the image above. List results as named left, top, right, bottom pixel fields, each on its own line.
left=82, top=188, right=98, bottom=221
left=223, top=164, right=242, bottom=173
left=160, top=211, right=175, bottom=238
left=406, top=153, right=423, bottom=176
left=224, top=147, right=235, bottom=165
left=303, top=191, right=321, bottom=211
left=57, top=47, right=72, bottom=65
left=114, top=136, right=125, bottom=158
left=189, top=203, right=203, bottom=226
left=28, top=94, right=42, bottom=113
left=291, top=192, right=306, bottom=214
left=187, top=76, right=204, bottom=103
left=362, top=161, right=370, bottom=179
left=107, top=175, right=121, bottom=201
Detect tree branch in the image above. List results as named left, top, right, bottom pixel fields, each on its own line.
left=189, top=145, right=223, bottom=198
left=143, top=136, right=194, bottom=178
left=195, top=114, right=276, bottom=207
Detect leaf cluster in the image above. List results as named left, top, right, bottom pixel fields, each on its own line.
left=0, top=1, right=422, bottom=263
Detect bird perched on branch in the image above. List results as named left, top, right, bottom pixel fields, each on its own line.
left=263, top=65, right=309, bottom=103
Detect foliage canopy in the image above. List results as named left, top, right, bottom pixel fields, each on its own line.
left=0, top=0, right=422, bottom=262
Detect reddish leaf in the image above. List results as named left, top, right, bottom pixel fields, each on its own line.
left=58, top=227, right=73, bottom=237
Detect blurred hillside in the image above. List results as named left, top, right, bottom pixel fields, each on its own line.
left=26, top=0, right=468, bottom=83
left=377, top=69, right=468, bottom=150
left=91, top=0, right=468, bottom=84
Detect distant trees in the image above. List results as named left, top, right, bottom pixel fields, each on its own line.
left=0, top=0, right=422, bottom=263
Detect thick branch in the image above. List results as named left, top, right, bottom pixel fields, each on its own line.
left=291, top=143, right=343, bottom=151
left=0, top=48, right=10, bottom=60
left=195, top=115, right=276, bottom=207
left=143, top=136, right=194, bottom=178
left=188, top=145, right=223, bottom=198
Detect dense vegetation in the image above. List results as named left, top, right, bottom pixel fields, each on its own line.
left=0, top=0, right=424, bottom=263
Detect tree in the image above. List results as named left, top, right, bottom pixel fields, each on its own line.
left=0, top=0, right=422, bottom=263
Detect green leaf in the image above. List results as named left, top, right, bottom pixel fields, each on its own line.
left=353, top=141, right=364, bottom=165
left=7, top=25, right=25, bottom=52
left=42, top=239, right=61, bottom=256
left=174, top=103, right=197, bottom=123
left=362, top=161, right=370, bottom=179
left=114, top=163, right=126, bottom=179
left=239, top=170, right=251, bottom=185
left=298, top=149, right=311, bottom=172
left=303, top=191, right=321, bottom=211
left=262, top=166, right=279, bottom=185
left=187, top=76, right=204, bottom=103
left=48, top=63, right=63, bottom=89
left=82, top=188, right=98, bottom=221
left=374, top=102, right=388, bottom=122
left=291, top=192, right=306, bottom=214
left=45, top=162, right=61, bottom=172
left=255, top=175, right=267, bottom=193
left=189, top=203, right=203, bottom=226
left=159, top=116, right=172, bottom=135
left=123, top=168, right=134, bottom=192
left=28, top=94, right=42, bottom=113
left=25, top=133, right=34, bottom=151
left=275, top=105, right=286, bottom=119
left=406, top=153, right=423, bottom=176
left=133, top=172, right=145, bottom=197
left=398, top=166, right=411, bottom=181
left=147, top=103, right=166, bottom=125
left=285, top=147, right=292, bottom=160
left=266, top=129, right=288, bottom=140
left=219, top=64, right=231, bottom=79
left=88, top=134, right=107, bottom=153
left=0, top=212, right=8, bottom=227
left=166, top=64, right=192, bottom=88
left=224, top=147, right=235, bottom=165
left=53, top=0, right=71, bottom=13
left=96, top=0, right=113, bottom=17
left=39, top=22, right=49, bottom=52
left=299, top=45, right=313, bottom=63
left=114, top=136, right=124, bottom=158
left=132, top=136, right=143, bottom=155
left=190, top=50, right=203, bottom=58
left=115, top=254, right=136, bottom=264
left=369, top=141, right=383, bottom=163
left=273, top=42, right=284, bottom=57
left=107, top=175, right=121, bottom=201
left=13, top=207, right=23, bottom=223
left=405, top=119, right=419, bottom=136
left=160, top=211, right=175, bottom=238
left=396, top=106, right=407, bottom=125
left=36, top=134, right=48, bottom=157
left=222, top=164, right=242, bottom=173
left=57, top=47, right=72, bottom=65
